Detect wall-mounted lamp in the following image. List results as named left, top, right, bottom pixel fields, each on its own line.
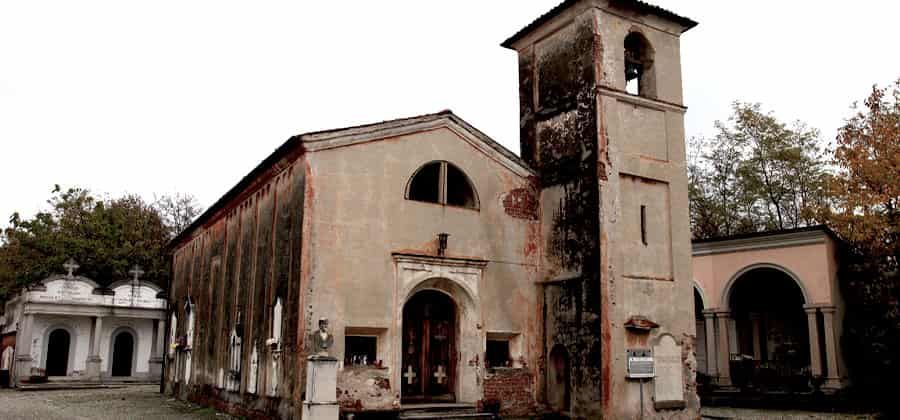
left=437, top=233, right=450, bottom=256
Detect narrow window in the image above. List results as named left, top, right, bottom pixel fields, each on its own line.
left=640, top=205, right=648, bottom=245
left=345, top=336, right=377, bottom=366
left=486, top=339, right=511, bottom=368
left=624, top=32, right=656, bottom=98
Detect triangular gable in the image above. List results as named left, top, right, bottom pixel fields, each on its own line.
left=301, top=111, right=535, bottom=178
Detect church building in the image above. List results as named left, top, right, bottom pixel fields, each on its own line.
left=164, top=1, right=699, bottom=418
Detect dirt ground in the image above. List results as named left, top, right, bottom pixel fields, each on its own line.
left=0, top=385, right=235, bottom=420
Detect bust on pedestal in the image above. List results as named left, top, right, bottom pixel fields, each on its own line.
left=302, top=318, right=339, bottom=420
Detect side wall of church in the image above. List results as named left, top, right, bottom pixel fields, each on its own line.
left=166, top=155, right=307, bottom=420
left=305, top=126, right=542, bottom=413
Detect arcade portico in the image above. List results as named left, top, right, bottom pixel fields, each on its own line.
left=0, top=261, right=167, bottom=386
left=693, top=226, right=848, bottom=391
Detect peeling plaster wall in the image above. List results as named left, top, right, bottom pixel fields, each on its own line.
left=166, top=156, right=307, bottom=420
left=306, top=126, right=542, bottom=409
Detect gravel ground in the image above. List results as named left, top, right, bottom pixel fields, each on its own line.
left=0, top=385, right=235, bottom=420
left=701, top=406, right=877, bottom=420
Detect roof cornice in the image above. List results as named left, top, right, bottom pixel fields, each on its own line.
left=692, top=229, right=830, bottom=257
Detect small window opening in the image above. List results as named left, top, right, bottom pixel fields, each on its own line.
left=408, top=162, right=441, bottom=203
left=640, top=205, right=648, bottom=245
left=486, top=340, right=511, bottom=368
left=446, top=164, right=477, bottom=208
left=407, top=161, right=479, bottom=209
left=624, top=32, right=655, bottom=98
left=345, top=336, right=377, bottom=366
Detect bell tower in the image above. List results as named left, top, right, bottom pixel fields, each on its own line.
left=503, top=1, right=697, bottom=418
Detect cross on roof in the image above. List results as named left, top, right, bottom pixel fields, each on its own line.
left=63, top=258, right=79, bottom=278
left=129, top=265, right=145, bottom=282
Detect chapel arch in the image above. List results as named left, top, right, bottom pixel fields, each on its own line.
left=725, top=265, right=810, bottom=388
left=109, top=326, right=138, bottom=377
left=624, top=30, right=656, bottom=98
left=44, top=327, right=73, bottom=376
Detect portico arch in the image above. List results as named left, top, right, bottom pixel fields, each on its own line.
left=721, top=263, right=810, bottom=311
left=108, top=326, right=139, bottom=377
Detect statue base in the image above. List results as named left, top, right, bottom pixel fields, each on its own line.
left=303, top=355, right=339, bottom=420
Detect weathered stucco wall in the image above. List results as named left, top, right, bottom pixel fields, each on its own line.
left=167, top=156, right=307, bottom=419
left=305, top=125, right=542, bottom=409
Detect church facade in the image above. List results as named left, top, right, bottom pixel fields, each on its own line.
left=164, top=1, right=699, bottom=418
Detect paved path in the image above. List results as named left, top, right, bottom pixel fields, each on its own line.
left=702, top=406, right=876, bottom=420
left=0, top=385, right=233, bottom=420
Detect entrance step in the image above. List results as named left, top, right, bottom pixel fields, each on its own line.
left=399, top=403, right=497, bottom=420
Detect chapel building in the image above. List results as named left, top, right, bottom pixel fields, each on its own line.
left=163, top=1, right=699, bottom=418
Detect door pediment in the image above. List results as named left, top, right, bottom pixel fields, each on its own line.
left=392, top=253, right=486, bottom=303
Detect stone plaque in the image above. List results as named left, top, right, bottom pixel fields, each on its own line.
left=653, top=335, right=685, bottom=409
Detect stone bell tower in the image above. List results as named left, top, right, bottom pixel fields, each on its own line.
left=502, top=1, right=698, bottom=418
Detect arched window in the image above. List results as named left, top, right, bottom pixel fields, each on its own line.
left=624, top=31, right=656, bottom=98
left=406, top=161, right=479, bottom=209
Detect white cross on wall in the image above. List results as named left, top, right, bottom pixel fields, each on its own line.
left=433, top=365, right=447, bottom=384
left=129, top=265, right=144, bottom=305
left=63, top=259, right=79, bottom=278
left=404, top=365, right=417, bottom=385
left=129, top=265, right=145, bottom=281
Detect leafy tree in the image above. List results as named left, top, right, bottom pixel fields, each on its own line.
left=0, top=186, right=202, bottom=303
left=825, top=79, right=900, bottom=267
left=688, top=102, right=828, bottom=238
left=823, top=80, right=899, bottom=415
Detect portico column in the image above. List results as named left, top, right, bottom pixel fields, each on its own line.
left=803, top=306, right=822, bottom=378
left=702, top=310, right=718, bottom=377
left=821, top=307, right=843, bottom=388
left=148, top=319, right=164, bottom=379
left=14, top=313, right=35, bottom=386
left=749, top=313, right=762, bottom=361
left=714, top=310, right=732, bottom=386
left=86, top=316, right=103, bottom=379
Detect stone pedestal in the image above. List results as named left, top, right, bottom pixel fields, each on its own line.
left=85, top=355, right=102, bottom=379
left=148, top=356, right=164, bottom=379
left=302, top=355, right=339, bottom=420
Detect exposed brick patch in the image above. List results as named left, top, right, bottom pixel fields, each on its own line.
left=503, top=188, right=539, bottom=220
left=483, top=368, right=538, bottom=417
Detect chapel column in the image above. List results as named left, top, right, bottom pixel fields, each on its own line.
left=821, top=306, right=843, bottom=388
left=86, top=316, right=104, bottom=379
left=702, top=310, right=718, bottom=377
left=749, top=313, right=762, bottom=361
left=14, top=313, right=35, bottom=386
left=149, top=319, right=164, bottom=379
left=803, top=305, right=822, bottom=378
left=714, top=310, right=732, bottom=386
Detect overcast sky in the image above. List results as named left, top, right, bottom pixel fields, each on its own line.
left=1, top=0, right=897, bottom=228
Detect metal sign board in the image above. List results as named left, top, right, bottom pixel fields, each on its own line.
left=627, top=348, right=655, bottom=379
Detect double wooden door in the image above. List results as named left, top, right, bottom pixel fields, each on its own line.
left=402, top=290, right=456, bottom=402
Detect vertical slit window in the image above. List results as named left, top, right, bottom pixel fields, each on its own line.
left=640, top=205, right=648, bottom=245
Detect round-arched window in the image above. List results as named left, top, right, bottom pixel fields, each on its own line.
left=406, top=161, right=479, bottom=210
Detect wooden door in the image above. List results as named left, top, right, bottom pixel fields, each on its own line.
left=402, top=290, right=456, bottom=402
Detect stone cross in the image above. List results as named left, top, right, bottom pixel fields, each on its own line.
left=63, top=258, right=79, bottom=278
left=404, top=365, right=417, bottom=385
left=129, top=265, right=144, bottom=305
left=433, top=365, right=447, bottom=384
